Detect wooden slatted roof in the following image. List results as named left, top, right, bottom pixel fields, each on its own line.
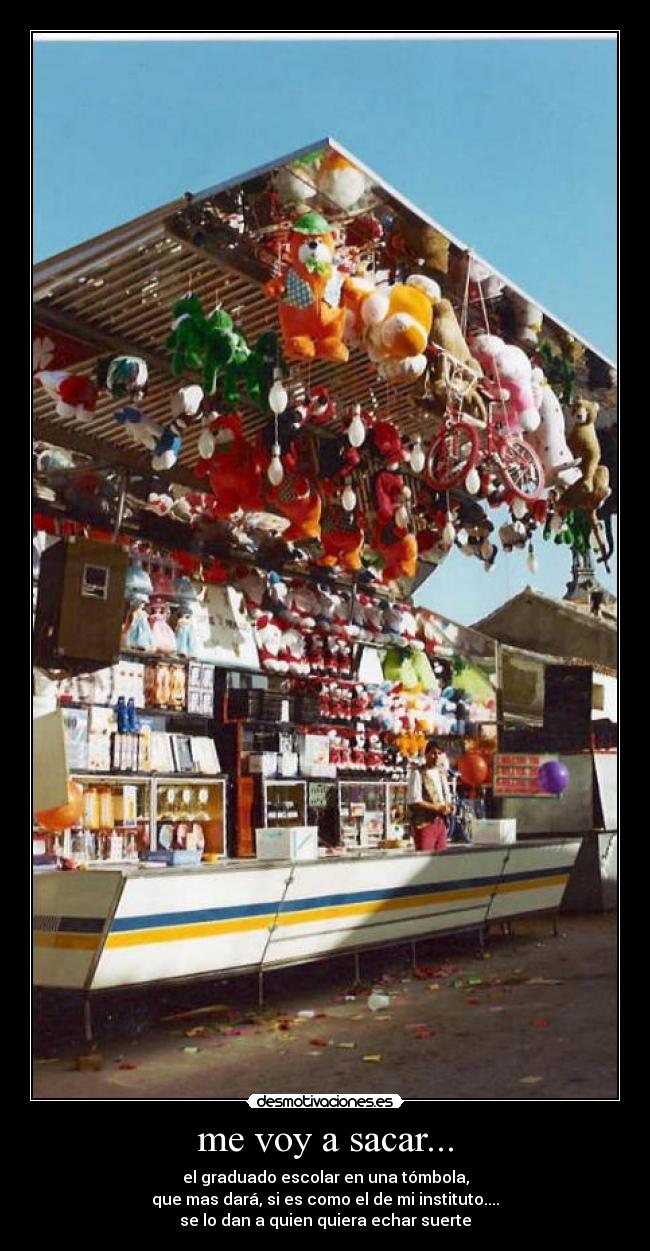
left=33, top=136, right=617, bottom=483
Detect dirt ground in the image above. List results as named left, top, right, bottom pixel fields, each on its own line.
left=33, top=913, right=617, bottom=1100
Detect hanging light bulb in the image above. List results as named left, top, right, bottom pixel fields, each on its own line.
left=526, top=543, right=538, bottom=575
left=512, top=497, right=528, bottom=520
left=198, top=423, right=215, bottom=460
left=269, top=370, right=288, bottom=416
left=347, top=404, right=366, bottom=448
left=465, top=466, right=481, bottom=496
left=395, top=505, right=409, bottom=529
left=410, top=436, right=425, bottom=474
left=341, top=482, right=357, bottom=512
left=442, top=515, right=456, bottom=546
left=268, top=442, right=284, bottom=486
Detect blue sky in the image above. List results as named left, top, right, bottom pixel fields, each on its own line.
left=33, top=35, right=617, bottom=625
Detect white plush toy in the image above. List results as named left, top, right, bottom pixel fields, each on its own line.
left=255, top=617, right=288, bottom=673
left=170, top=384, right=204, bottom=425
left=528, top=368, right=582, bottom=487
left=470, top=333, right=541, bottom=433
left=35, top=370, right=98, bottom=421
left=316, top=153, right=367, bottom=211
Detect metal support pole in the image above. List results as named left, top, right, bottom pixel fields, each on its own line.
left=411, top=941, right=418, bottom=970
left=477, top=926, right=485, bottom=953
left=353, top=952, right=361, bottom=986
left=258, top=968, right=264, bottom=1009
left=83, top=996, right=93, bottom=1045
left=112, top=469, right=129, bottom=542
left=552, top=913, right=559, bottom=937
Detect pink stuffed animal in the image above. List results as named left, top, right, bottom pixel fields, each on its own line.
left=471, top=334, right=541, bottom=433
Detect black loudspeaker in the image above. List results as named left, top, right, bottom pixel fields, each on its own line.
left=33, top=537, right=128, bottom=670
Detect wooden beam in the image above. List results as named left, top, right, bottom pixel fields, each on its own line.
left=164, top=214, right=268, bottom=286
left=34, top=417, right=203, bottom=490
left=33, top=304, right=177, bottom=378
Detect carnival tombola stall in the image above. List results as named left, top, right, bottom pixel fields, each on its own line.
left=33, top=139, right=616, bottom=998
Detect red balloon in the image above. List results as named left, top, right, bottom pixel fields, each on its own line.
left=458, top=751, right=490, bottom=787
left=35, top=782, right=84, bottom=832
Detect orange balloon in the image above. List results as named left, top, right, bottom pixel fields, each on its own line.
left=458, top=752, right=489, bottom=787
left=35, top=781, right=84, bottom=832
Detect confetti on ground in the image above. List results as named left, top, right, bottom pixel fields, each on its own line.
left=411, top=1027, right=436, bottom=1040
left=185, top=1026, right=210, bottom=1038
left=308, top=1038, right=329, bottom=1048
left=466, top=997, right=481, bottom=1005
left=362, top=1054, right=382, bottom=1062
left=519, top=1076, right=544, bottom=1085
left=467, top=977, right=483, bottom=986
left=298, top=1010, right=316, bottom=1019
left=119, top=1063, right=137, bottom=1070
left=183, top=1046, right=201, bottom=1054
left=427, top=984, right=442, bottom=991
left=337, top=1042, right=356, bottom=1050
left=529, top=1018, right=551, bottom=1028
left=488, top=1006, right=506, bottom=1013
left=527, top=977, right=564, bottom=986
left=35, top=1058, right=59, bottom=1064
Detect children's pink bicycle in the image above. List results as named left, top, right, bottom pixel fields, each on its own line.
left=422, top=344, right=545, bottom=501
left=424, top=391, right=545, bottom=502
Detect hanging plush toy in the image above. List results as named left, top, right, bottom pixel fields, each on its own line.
left=263, top=212, right=349, bottom=362
left=470, top=334, right=541, bottom=432
left=344, top=274, right=441, bottom=380
left=167, top=294, right=251, bottom=400
left=105, top=356, right=148, bottom=401
left=114, top=406, right=163, bottom=451
left=315, top=152, right=368, bottom=211
left=170, top=384, right=204, bottom=426
left=528, top=368, right=582, bottom=488
left=318, top=500, right=365, bottom=572
left=372, top=516, right=419, bottom=584
left=35, top=371, right=98, bottom=421
left=195, top=413, right=263, bottom=517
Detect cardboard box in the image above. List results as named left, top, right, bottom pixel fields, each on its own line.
left=278, top=752, right=299, bottom=777
left=300, top=762, right=337, bottom=779
left=472, top=819, right=517, bottom=845
left=255, top=825, right=318, bottom=861
left=249, top=753, right=277, bottom=776
left=299, top=734, right=331, bottom=768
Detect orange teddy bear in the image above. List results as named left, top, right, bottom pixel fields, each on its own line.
left=264, top=212, right=349, bottom=363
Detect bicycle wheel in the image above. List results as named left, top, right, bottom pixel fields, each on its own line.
left=425, top=422, right=479, bottom=491
left=499, top=438, right=545, bottom=501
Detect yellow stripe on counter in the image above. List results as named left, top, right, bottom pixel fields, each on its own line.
left=495, top=874, right=569, bottom=896
left=103, top=874, right=569, bottom=950
left=33, top=931, right=100, bottom=951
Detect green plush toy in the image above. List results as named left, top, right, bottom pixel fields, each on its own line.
left=241, top=332, right=284, bottom=412
left=383, top=647, right=420, bottom=690
left=538, top=340, right=576, bottom=405
left=544, top=508, right=591, bottom=556
left=452, top=657, right=494, bottom=704
left=167, top=295, right=251, bottom=399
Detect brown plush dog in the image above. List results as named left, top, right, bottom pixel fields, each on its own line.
left=566, top=398, right=607, bottom=496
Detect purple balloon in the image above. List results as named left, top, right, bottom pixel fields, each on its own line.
left=538, top=760, right=570, bottom=795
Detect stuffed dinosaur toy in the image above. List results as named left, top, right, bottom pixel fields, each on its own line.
left=167, top=294, right=251, bottom=399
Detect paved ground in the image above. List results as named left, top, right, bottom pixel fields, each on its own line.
left=33, top=913, right=617, bottom=1100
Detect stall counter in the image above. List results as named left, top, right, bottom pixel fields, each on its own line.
left=33, top=839, right=581, bottom=991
